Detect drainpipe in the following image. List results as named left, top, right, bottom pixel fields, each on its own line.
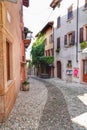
left=76, top=0, right=79, bottom=62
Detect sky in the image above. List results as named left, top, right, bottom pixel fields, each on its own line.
left=23, top=0, right=53, bottom=36
left=23, top=0, right=53, bottom=59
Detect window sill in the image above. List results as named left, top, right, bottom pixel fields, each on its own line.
left=67, top=16, right=73, bottom=23
left=64, top=44, right=73, bottom=48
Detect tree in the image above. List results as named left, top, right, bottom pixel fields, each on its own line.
left=31, top=33, right=45, bottom=67
left=31, top=33, right=54, bottom=75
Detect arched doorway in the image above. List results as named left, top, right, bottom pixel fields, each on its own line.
left=57, top=61, right=61, bottom=79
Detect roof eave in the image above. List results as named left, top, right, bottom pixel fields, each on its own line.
left=35, top=21, right=54, bottom=37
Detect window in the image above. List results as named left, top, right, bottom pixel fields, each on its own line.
left=49, top=34, right=53, bottom=43
left=79, top=27, right=83, bottom=43
left=64, top=31, right=75, bottom=46
left=67, top=6, right=73, bottom=20
left=44, top=38, right=47, bottom=45
left=47, top=50, right=50, bottom=56
left=68, top=33, right=72, bottom=45
left=56, top=37, right=60, bottom=53
left=67, top=60, right=72, bottom=68
left=45, top=51, right=47, bottom=56
left=57, top=16, right=61, bottom=28
left=50, top=48, right=54, bottom=56
left=57, top=37, right=60, bottom=49
left=6, top=41, right=12, bottom=81
left=79, top=26, right=87, bottom=43
left=85, top=0, right=87, bottom=8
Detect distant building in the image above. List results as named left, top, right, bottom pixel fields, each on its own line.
left=35, top=21, right=54, bottom=78
left=50, top=0, right=87, bottom=83
left=0, top=0, right=30, bottom=122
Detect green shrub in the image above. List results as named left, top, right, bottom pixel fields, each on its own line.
left=80, top=41, right=87, bottom=49
left=22, top=80, right=29, bottom=85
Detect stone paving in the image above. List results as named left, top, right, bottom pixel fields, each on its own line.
left=43, top=77, right=87, bottom=130
left=0, top=76, right=87, bottom=130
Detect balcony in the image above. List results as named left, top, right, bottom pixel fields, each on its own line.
left=23, top=27, right=32, bottom=48
left=23, top=38, right=31, bottom=48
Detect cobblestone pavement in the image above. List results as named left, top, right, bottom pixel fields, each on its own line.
left=43, top=77, right=87, bottom=130
left=0, top=76, right=87, bottom=130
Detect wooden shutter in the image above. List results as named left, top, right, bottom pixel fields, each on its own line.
left=71, top=31, right=75, bottom=45
left=79, top=27, right=83, bottom=43
left=57, top=17, right=60, bottom=28
left=57, top=37, right=60, bottom=48
left=64, top=35, right=67, bottom=45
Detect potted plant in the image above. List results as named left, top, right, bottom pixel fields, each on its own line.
left=56, top=48, right=60, bottom=53
left=22, top=80, right=30, bottom=91
left=80, top=41, right=87, bottom=50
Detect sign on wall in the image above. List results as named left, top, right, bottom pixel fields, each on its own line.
left=73, top=68, right=79, bottom=78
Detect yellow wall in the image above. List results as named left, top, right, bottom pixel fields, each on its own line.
left=45, top=27, right=54, bottom=51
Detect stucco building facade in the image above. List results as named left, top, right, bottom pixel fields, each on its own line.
left=0, top=0, right=30, bottom=122
left=35, top=21, right=54, bottom=77
left=50, top=0, right=87, bottom=83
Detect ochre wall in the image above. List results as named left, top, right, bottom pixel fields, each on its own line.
left=45, top=27, right=54, bottom=51
left=0, top=1, right=22, bottom=122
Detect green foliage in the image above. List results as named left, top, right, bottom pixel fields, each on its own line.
left=80, top=41, right=87, bottom=49
left=31, top=33, right=54, bottom=68
left=22, top=80, right=29, bottom=85
left=39, top=56, right=54, bottom=65
left=31, top=34, right=45, bottom=67
left=28, top=60, right=33, bottom=68
left=56, top=48, right=60, bottom=53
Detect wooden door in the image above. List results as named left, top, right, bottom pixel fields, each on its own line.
left=57, top=61, right=61, bottom=79
left=83, top=60, right=87, bottom=82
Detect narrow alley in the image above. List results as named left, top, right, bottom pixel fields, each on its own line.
left=0, top=77, right=87, bottom=130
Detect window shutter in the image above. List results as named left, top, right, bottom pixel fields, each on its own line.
left=64, top=35, right=67, bottom=45
left=79, top=27, right=83, bottom=43
left=71, top=31, right=75, bottom=45
left=57, top=37, right=60, bottom=48
left=57, top=17, right=60, bottom=28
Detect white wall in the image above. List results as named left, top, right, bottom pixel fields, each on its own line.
left=50, top=0, right=87, bottom=82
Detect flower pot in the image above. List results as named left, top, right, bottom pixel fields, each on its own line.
left=22, top=84, right=29, bottom=91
